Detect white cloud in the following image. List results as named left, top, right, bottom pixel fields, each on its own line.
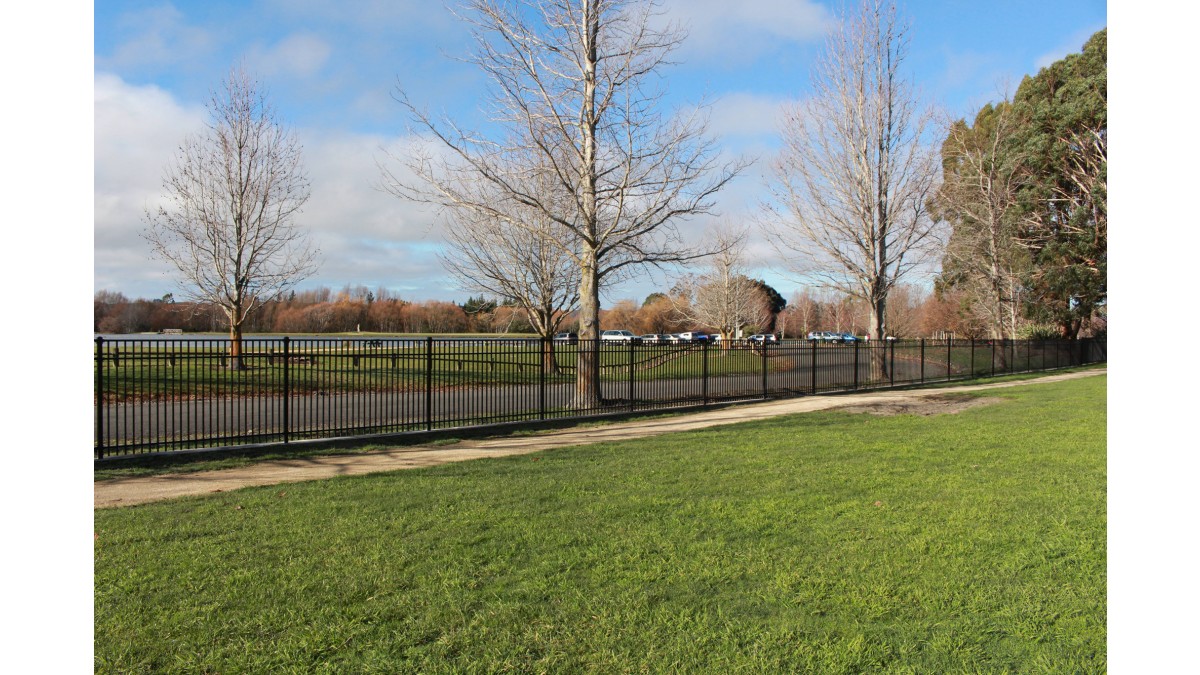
left=103, top=4, right=214, bottom=71
left=657, top=0, right=831, bottom=63
left=708, top=91, right=792, bottom=140
left=250, top=33, right=333, bottom=79
left=94, top=73, right=208, bottom=294
left=94, top=73, right=452, bottom=300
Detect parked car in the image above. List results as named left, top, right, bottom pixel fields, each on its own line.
left=837, top=332, right=857, bottom=344
left=664, top=333, right=686, bottom=344
left=553, top=332, right=578, bottom=344
left=807, top=331, right=840, bottom=343
left=748, top=334, right=777, bottom=343
left=601, top=329, right=641, bottom=344
left=678, top=331, right=709, bottom=343
left=640, top=333, right=668, bottom=344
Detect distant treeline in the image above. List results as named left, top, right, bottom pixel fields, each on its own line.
left=95, top=283, right=1104, bottom=339
left=94, top=287, right=488, bottom=335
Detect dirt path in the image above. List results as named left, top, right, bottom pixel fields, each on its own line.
left=95, top=369, right=1104, bottom=509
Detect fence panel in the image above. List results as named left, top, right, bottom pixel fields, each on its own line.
left=95, top=336, right=1106, bottom=459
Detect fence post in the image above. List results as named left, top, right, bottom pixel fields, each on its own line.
left=425, top=337, right=433, bottom=431
left=991, top=340, right=996, bottom=377
left=810, top=339, right=817, bottom=394
left=761, top=339, right=769, bottom=399
left=539, top=338, right=547, bottom=421
left=920, top=338, right=925, bottom=383
left=889, top=339, right=895, bottom=388
left=282, top=337, right=290, bottom=444
left=702, top=340, right=709, bottom=405
left=853, top=339, right=859, bottom=390
left=628, top=340, right=635, bottom=412
left=947, top=338, right=952, bottom=382
left=95, top=336, right=104, bottom=459
left=970, top=338, right=975, bottom=379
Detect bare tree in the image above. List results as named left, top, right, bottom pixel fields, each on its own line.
left=765, top=0, right=940, bottom=362
left=437, top=177, right=581, bottom=372
left=671, top=226, right=769, bottom=346
left=932, top=101, right=1030, bottom=342
left=385, top=0, right=744, bottom=405
left=145, top=67, right=318, bottom=367
left=882, top=283, right=926, bottom=338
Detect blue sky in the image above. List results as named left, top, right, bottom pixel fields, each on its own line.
left=94, top=0, right=1107, bottom=305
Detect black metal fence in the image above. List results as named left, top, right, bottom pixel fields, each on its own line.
left=94, top=336, right=1107, bottom=459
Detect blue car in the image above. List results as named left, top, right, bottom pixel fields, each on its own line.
left=837, top=332, right=857, bottom=344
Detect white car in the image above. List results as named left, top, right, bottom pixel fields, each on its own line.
left=600, top=329, right=641, bottom=344
left=748, top=334, right=777, bottom=343
left=678, top=331, right=709, bottom=343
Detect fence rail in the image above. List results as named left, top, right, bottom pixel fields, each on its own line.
left=94, top=336, right=1107, bottom=459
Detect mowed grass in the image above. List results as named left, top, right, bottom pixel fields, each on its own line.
left=94, top=375, right=1106, bottom=673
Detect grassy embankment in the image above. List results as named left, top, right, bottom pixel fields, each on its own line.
left=95, top=375, right=1106, bottom=672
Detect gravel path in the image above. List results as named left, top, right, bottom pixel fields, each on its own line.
left=95, top=369, right=1104, bottom=509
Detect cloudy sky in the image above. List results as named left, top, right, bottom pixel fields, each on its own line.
left=94, top=0, right=1107, bottom=305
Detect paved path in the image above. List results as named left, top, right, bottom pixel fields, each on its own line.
left=95, top=369, right=1104, bottom=509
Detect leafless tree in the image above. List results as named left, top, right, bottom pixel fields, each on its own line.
left=933, top=102, right=1030, bottom=341
left=145, top=67, right=318, bottom=367
left=765, top=0, right=940, bottom=364
left=671, top=226, right=769, bottom=346
left=882, top=283, right=926, bottom=338
left=384, top=0, right=744, bottom=406
left=437, top=175, right=581, bottom=372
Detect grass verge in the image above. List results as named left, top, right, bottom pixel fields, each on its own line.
left=95, top=375, right=1105, bottom=673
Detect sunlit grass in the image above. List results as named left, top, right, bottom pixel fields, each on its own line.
left=95, top=375, right=1105, bottom=673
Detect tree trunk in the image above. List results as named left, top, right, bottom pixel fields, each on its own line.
left=228, top=318, right=245, bottom=370
left=575, top=255, right=602, bottom=407
left=543, top=338, right=560, bottom=376
left=870, top=295, right=888, bottom=380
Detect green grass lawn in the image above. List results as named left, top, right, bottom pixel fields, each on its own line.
left=94, top=375, right=1106, bottom=673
